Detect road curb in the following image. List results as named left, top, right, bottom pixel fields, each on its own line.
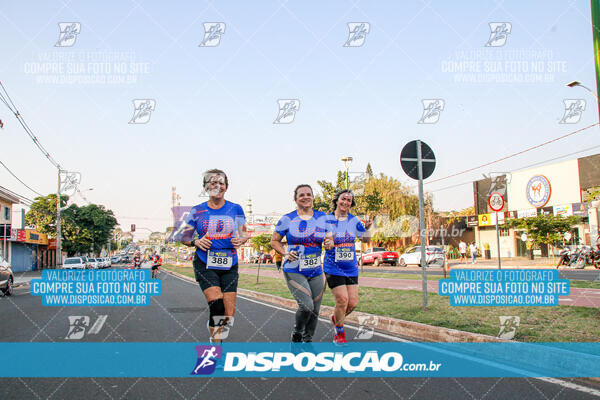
left=163, top=267, right=600, bottom=384
left=163, top=267, right=502, bottom=343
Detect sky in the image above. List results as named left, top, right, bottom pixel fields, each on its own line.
left=1, top=0, right=599, bottom=238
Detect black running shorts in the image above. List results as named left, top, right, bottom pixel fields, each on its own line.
left=325, top=273, right=358, bottom=289
left=193, top=253, right=239, bottom=292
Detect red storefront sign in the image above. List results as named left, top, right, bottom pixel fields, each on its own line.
left=11, top=228, right=26, bottom=242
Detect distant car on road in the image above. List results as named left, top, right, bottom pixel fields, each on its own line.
left=259, top=253, right=272, bottom=264
left=398, top=246, right=445, bottom=268
left=62, top=257, right=87, bottom=270
left=111, top=255, right=121, bottom=264
left=88, top=258, right=100, bottom=269
left=80, top=256, right=91, bottom=269
left=0, top=256, right=14, bottom=296
left=359, top=247, right=399, bottom=266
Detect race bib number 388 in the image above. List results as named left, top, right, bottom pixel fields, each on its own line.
left=207, top=250, right=233, bottom=270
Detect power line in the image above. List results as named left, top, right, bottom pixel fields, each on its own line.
left=0, top=184, right=34, bottom=206
left=0, top=160, right=43, bottom=197
left=424, top=122, right=600, bottom=185
left=0, top=81, right=62, bottom=169
left=428, top=143, right=600, bottom=195
left=75, top=187, right=91, bottom=205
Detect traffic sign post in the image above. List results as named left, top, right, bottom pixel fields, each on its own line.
left=400, top=140, right=436, bottom=309
left=488, top=192, right=505, bottom=270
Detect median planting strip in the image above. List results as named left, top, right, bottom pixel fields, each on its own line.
left=162, top=264, right=600, bottom=343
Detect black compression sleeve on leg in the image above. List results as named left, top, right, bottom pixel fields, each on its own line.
left=208, top=298, right=225, bottom=327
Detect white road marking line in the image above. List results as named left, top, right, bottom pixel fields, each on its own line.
left=167, top=270, right=600, bottom=395
left=88, top=315, right=108, bottom=335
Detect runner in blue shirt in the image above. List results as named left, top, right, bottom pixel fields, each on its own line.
left=271, top=184, right=327, bottom=342
left=323, top=189, right=372, bottom=344
left=177, top=169, right=248, bottom=343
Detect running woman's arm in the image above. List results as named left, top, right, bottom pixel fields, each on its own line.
left=231, top=224, right=249, bottom=248
left=358, top=217, right=372, bottom=243
left=271, top=231, right=297, bottom=261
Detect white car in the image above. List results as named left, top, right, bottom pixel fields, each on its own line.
left=398, top=246, right=445, bottom=268
left=62, top=257, right=87, bottom=269
left=88, top=258, right=100, bottom=269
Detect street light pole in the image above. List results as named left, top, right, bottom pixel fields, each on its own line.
left=341, top=156, right=353, bottom=189
left=566, top=81, right=599, bottom=101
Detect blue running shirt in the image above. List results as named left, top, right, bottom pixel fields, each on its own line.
left=323, top=213, right=366, bottom=277
left=183, top=201, right=246, bottom=267
left=275, top=210, right=327, bottom=278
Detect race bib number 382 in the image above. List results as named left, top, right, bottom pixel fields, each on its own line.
left=299, top=253, right=321, bottom=271
left=207, top=250, right=233, bottom=270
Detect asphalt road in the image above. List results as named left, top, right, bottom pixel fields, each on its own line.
left=1, top=267, right=600, bottom=399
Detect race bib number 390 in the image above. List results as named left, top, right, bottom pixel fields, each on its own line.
left=299, top=253, right=321, bottom=271
left=335, top=247, right=354, bottom=262
left=207, top=250, right=233, bottom=270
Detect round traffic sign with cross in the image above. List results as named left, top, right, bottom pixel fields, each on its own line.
left=400, top=140, right=436, bottom=180
left=488, top=192, right=505, bottom=212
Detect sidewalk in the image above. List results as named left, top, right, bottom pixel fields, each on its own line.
left=12, top=270, right=42, bottom=287
left=239, top=267, right=600, bottom=308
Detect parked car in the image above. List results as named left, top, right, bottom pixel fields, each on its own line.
left=0, top=256, right=14, bottom=296
left=259, top=253, right=272, bottom=264
left=398, top=246, right=445, bottom=268
left=80, top=256, right=91, bottom=269
left=62, top=257, right=87, bottom=270
left=88, top=258, right=100, bottom=269
left=104, top=257, right=112, bottom=268
left=359, top=247, right=399, bottom=266
left=111, top=255, right=121, bottom=264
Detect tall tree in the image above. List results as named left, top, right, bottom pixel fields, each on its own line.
left=508, top=214, right=581, bottom=257
left=365, top=162, right=374, bottom=178
left=313, top=171, right=346, bottom=212
left=26, top=195, right=118, bottom=256
left=359, top=173, right=419, bottom=220
left=250, top=233, right=272, bottom=252
left=314, top=170, right=421, bottom=220
left=25, top=194, right=69, bottom=236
